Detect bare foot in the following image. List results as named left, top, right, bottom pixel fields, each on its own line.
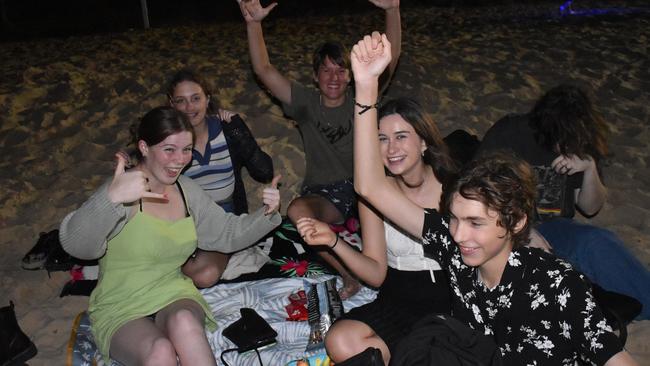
left=338, top=276, right=361, bottom=300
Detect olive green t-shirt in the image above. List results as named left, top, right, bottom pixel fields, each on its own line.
left=282, top=82, right=354, bottom=187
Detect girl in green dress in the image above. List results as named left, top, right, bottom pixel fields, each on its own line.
left=60, top=106, right=281, bottom=365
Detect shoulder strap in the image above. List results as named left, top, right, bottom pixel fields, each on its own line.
left=175, top=181, right=190, bottom=217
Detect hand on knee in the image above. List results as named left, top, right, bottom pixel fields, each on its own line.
left=143, top=337, right=177, bottom=366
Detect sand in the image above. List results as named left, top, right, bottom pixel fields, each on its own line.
left=1, top=0, right=648, bottom=364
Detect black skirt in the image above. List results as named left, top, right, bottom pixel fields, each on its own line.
left=341, top=266, right=452, bottom=351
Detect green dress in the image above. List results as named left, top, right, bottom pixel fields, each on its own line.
left=89, top=197, right=217, bottom=360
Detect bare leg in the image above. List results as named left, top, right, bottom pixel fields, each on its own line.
left=325, top=319, right=390, bottom=365
left=182, top=249, right=230, bottom=288
left=110, top=318, right=177, bottom=366
left=156, top=299, right=216, bottom=365
left=287, top=195, right=361, bottom=299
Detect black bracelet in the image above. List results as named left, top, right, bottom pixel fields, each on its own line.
left=354, top=100, right=379, bottom=115
left=330, top=236, right=339, bottom=249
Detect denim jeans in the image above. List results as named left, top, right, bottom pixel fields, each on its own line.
left=538, top=218, right=650, bottom=319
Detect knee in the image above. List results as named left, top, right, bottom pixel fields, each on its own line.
left=287, top=198, right=307, bottom=221
left=143, top=337, right=176, bottom=366
left=192, top=265, right=221, bottom=288
left=325, top=320, right=381, bottom=362
left=167, top=308, right=204, bottom=335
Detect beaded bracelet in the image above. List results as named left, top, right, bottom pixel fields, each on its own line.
left=330, top=236, right=339, bottom=249
left=354, top=100, right=379, bottom=115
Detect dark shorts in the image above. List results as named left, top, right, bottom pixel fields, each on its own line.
left=301, top=179, right=357, bottom=219
left=341, top=267, right=452, bottom=351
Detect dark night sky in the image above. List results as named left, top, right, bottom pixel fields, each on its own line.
left=1, top=0, right=532, bottom=41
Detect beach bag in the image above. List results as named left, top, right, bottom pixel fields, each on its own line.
left=390, top=314, right=502, bottom=366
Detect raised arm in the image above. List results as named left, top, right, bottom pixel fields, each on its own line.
left=59, top=155, right=166, bottom=259
left=551, top=154, right=606, bottom=216
left=370, top=0, right=401, bottom=89
left=352, top=32, right=425, bottom=239
left=296, top=199, right=389, bottom=287
left=239, top=0, right=292, bottom=105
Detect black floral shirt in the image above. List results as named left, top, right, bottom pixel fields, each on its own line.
left=421, top=209, right=622, bottom=365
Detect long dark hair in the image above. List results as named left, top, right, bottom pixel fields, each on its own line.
left=167, top=69, right=218, bottom=114
left=130, top=106, right=194, bottom=163
left=529, top=84, right=608, bottom=161
left=378, top=98, right=457, bottom=186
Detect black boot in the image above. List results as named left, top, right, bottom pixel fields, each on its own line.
left=0, top=301, right=37, bottom=366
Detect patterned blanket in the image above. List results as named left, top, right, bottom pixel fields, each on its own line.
left=66, top=225, right=375, bottom=365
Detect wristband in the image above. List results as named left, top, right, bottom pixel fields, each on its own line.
left=354, top=100, right=379, bottom=115
left=330, top=236, right=339, bottom=249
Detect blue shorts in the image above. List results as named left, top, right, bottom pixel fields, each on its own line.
left=301, top=179, right=357, bottom=219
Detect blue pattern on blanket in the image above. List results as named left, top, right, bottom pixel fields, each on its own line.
left=205, top=275, right=377, bottom=365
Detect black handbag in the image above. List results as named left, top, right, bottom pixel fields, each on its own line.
left=222, top=308, right=277, bottom=353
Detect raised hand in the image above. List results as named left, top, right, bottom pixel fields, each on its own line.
left=351, top=32, right=392, bottom=84
left=551, top=154, right=595, bottom=176
left=238, top=0, right=277, bottom=23
left=368, top=0, right=399, bottom=10
left=107, top=154, right=167, bottom=204
left=115, top=149, right=134, bottom=168
left=296, top=217, right=338, bottom=248
left=263, top=174, right=282, bottom=215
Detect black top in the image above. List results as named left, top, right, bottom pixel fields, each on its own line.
left=223, top=115, right=274, bottom=215
left=479, top=113, right=586, bottom=221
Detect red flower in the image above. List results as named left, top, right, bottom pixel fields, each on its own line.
left=280, top=260, right=309, bottom=277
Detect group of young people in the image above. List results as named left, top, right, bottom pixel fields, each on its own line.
left=58, top=0, right=647, bottom=364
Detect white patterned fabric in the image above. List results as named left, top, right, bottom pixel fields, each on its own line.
left=203, top=275, right=377, bottom=365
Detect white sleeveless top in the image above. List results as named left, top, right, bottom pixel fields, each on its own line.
left=384, top=219, right=442, bottom=282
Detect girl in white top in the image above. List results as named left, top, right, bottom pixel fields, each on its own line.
left=297, top=97, right=457, bottom=364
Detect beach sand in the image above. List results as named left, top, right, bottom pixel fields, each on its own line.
left=1, top=0, right=648, bottom=364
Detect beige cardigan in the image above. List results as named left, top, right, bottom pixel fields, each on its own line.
left=59, top=175, right=281, bottom=260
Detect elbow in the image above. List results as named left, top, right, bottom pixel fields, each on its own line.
left=354, top=181, right=374, bottom=203
left=366, top=276, right=386, bottom=289
left=60, top=239, right=100, bottom=261
left=576, top=202, right=603, bottom=218
left=252, top=64, right=272, bottom=79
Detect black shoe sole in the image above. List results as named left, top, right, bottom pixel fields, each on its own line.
left=1, top=342, right=37, bottom=366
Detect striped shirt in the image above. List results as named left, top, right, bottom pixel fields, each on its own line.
left=183, top=116, right=235, bottom=206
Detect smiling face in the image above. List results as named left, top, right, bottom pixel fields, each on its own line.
left=170, top=81, right=209, bottom=128
left=140, top=131, right=194, bottom=187
left=378, top=114, right=427, bottom=177
left=315, top=57, right=350, bottom=106
left=448, top=193, right=514, bottom=275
